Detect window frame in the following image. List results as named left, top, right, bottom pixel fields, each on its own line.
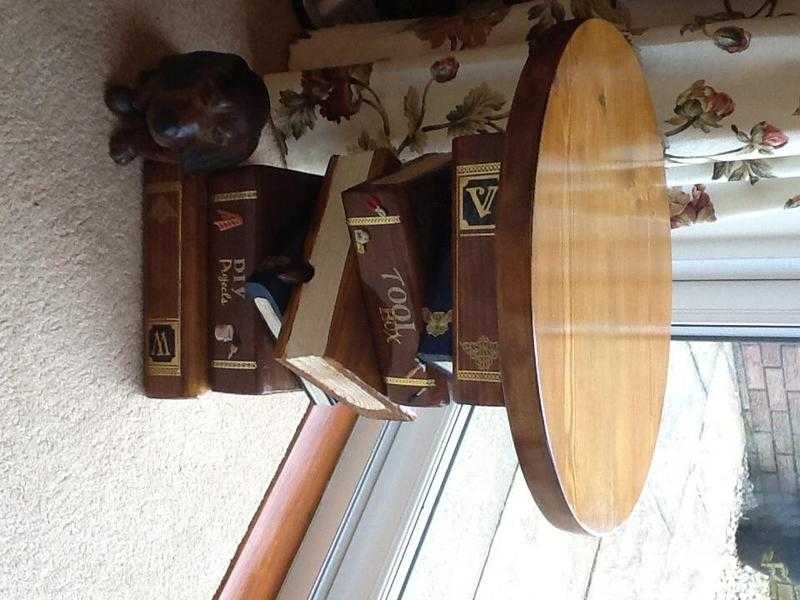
left=278, top=238, right=800, bottom=600
left=214, top=404, right=357, bottom=600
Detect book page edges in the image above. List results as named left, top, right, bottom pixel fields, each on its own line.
left=369, top=152, right=451, bottom=186
left=283, top=356, right=414, bottom=422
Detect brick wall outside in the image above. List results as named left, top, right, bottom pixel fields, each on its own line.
left=735, top=342, right=800, bottom=503
left=733, top=342, right=800, bottom=600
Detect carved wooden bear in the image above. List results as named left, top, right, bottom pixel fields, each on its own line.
left=105, top=51, right=268, bottom=172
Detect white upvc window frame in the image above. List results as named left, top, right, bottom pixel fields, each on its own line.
left=279, top=213, right=800, bottom=600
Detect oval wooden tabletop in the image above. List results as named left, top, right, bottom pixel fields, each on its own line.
left=496, top=19, right=671, bottom=536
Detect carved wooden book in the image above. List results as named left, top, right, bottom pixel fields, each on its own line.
left=142, top=162, right=208, bottom=398
left=342, top=153, right=452, bottom=407
left=452, top=133, right=505, bottom=406
left=207, top=165, right=322, bottom=394
left=276, top=150, right=417, bottom=421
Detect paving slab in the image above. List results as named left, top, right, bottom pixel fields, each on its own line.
left=659, top=349, right=746, bottom=600
left=400, top=406, right=518, bottom=600
left=474, top=469, right=599, bottom=600
left=646, top=341, right=711, bottom=528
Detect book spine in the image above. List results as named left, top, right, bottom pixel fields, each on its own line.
left=142, top=162, right=208, bottom=398
left=343, top=185, right=445, bottom=407
left=208, top=168, right=300, bottom=394
left=452, top=134, right=505, bottom=406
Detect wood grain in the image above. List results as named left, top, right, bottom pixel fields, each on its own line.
left=497, top=19, right=671, bottom=535
left=179, top=172, right=209, bottom=398
left=215, top=404, right=358, bottom=600
left=452, top=133, right=506, bottom=406
left=142, top=162, right=208, bottom=398
left=325, top=248, right=385, bottom=391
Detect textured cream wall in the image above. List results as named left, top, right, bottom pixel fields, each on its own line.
left=0, top=2, right=307, bottom=598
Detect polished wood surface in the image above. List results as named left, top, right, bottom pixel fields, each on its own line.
left=497, top=19, right=671, bottom=535
left=142, top=162, right=208, bottom=398
left=215, top=404, right=357, bottom=600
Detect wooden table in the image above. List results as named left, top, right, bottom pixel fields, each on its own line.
left=496, top=19, right=671, bottom=536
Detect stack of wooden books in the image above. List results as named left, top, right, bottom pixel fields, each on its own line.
left=141, top=133, right=505, bottom=419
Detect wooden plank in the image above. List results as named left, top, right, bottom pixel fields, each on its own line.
left=529, top=19, right=669, bottom=535
left=496, top=18, right=670, bottom=535
left=215, top=404, right=358, bottom=600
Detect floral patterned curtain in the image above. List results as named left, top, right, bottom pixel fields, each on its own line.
left=264, top=0, right=800, bottom=228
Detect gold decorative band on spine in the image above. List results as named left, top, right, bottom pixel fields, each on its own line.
left=457, top=370, right=502, bottom=383
left=212, top=360, right=258, bottom=370
left=212, top=190, right=258, bottom=203
left=144, top=181, right=182, bottom=195
left=147, top=365, right=181, bottom=376
left=147, top=317, right=180, bottom=324
left=455, top=162, right=501, bottom=177
left=346, top=215, right=401, bottom=226
left=385, top=376, right=436, bottom=387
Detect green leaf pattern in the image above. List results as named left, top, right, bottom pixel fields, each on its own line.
left=712, top=159, right=775, bottom=185
left=275, top=48, right=508, bottom=159
left=276, top=89, right=317, bottom=141
left=445, top=84, right=507, bottom=137
left=273, top=0, right=797, bottom=208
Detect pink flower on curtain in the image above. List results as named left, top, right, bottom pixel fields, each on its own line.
left=300, top=65, right=371, bottom=123
left=750, top=121, right=789, bottom=151
left=276, top=62, right=377, bottom=151
left=707, top=93, right=736, bottom=118
left=430, top=57, right=460, bottom=83
left=712, top=26, right=751, bottom=53
left=669, top=184, right=717, bottom=228
left=666, top=80, right=735, bottom=136
left=730, top=122, right=789, bottom=154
